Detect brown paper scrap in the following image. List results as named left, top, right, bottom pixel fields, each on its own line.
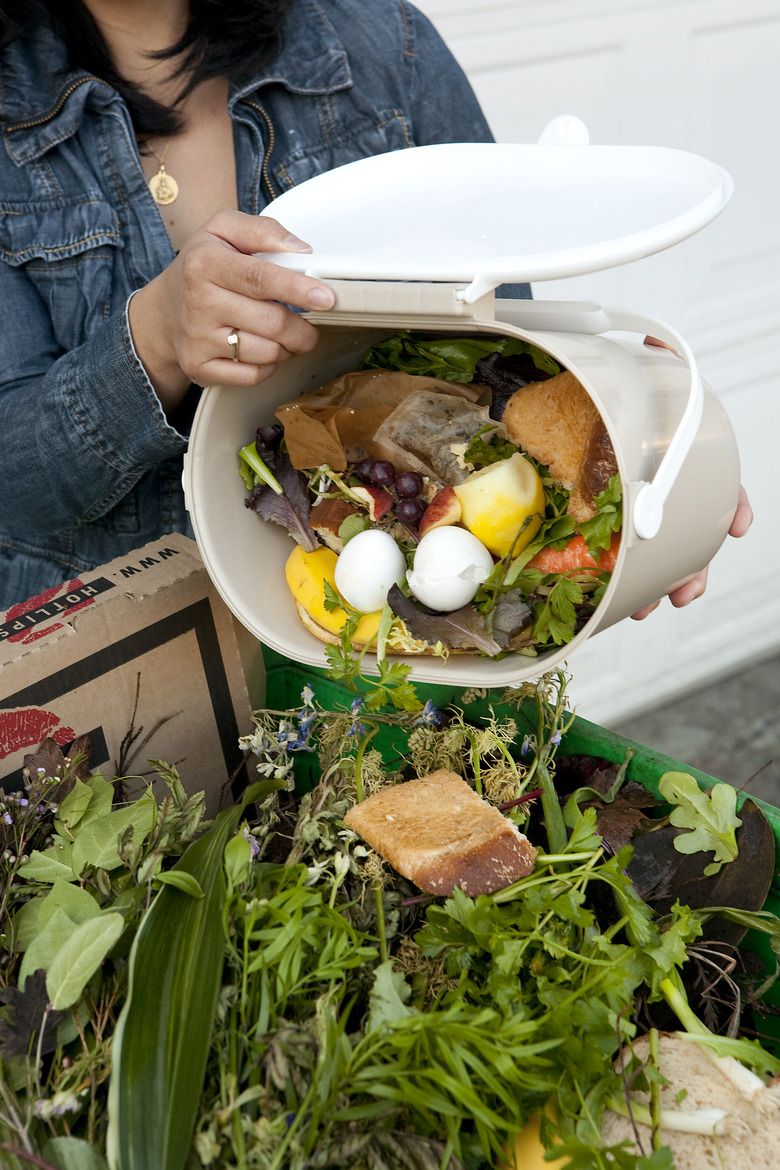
left=275, top=370, right=482, bottom=472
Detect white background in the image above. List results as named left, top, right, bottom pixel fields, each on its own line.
left=416, top=0, right=780, bottom=725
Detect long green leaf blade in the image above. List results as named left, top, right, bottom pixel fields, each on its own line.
left=106, top=780, right=279, bottom=1170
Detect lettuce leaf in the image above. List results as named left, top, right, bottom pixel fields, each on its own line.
left=247, top=452, right=319, bottom=552
left=387, top=585, right=504, bottom=656
left=358, top=331, right=561, bottom=385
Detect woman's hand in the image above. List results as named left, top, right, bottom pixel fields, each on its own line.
left=631, top=485, right=753, bottom=620
left=128, top=211, right=335, bottom=414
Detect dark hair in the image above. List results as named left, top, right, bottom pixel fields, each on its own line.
left=0, top=0, right=294, bottom=137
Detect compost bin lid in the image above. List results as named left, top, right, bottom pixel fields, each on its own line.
left=260, top=116, right=733, bottom=299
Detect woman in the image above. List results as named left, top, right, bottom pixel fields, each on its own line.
left=0, top=0, right=750, bottom=612
left=0, top=0, right=526, bottom=609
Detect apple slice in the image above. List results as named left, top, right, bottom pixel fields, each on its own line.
left=418, top=486, right=462, bottom=536
left=352, top=485, right=394, bottom=521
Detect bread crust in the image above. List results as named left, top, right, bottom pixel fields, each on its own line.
left=343, top=769, right=537, bottom=896
left=501, top=371, right=617, bottom=523
left=309, top=498, right=359, bottom=553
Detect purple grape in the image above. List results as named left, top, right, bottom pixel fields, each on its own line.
left=354, top=458, right=376, bottom=484
left=368, top=460, right=396, bottom=487
left=394, top=471, right=424, bottom=499
left=395, top=497, right=425, bottom=526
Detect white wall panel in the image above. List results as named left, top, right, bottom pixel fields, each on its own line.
left=413, top=0, right=780, bottom=723
left=687, top=16, right=780, bottom=310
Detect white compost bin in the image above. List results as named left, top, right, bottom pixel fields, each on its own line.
left=183, top=118, right=740, bottom=688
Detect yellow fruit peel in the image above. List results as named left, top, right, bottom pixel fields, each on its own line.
left=500, top=1108, right=568, bottom=1169
left=452, top=452, right=544, bottom=558
left=285, top=545, right=381, bottom=644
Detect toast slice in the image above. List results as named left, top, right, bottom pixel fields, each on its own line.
left=343, top=769, right=537, bottom=896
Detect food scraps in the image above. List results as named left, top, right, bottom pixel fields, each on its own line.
left=240, top=331, right=623, bottom=667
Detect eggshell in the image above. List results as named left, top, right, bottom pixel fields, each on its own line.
left=407, top=527, right=494, bottom=611
left=334, top=529, right=407, bottom=613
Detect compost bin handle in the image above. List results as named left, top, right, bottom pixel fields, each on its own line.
left=604, top=308, right=703, bottom=540
left=499, top=300, right=703, bottom=541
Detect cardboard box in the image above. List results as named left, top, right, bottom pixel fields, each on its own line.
left=0, top=534, right=257, bottom=815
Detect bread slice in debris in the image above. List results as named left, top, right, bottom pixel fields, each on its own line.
left=501, top=370, right=618, bottom=523
left=308, top=497, right=359, bottom=552
left=602, top=1032, right=780, bottom=1168
left=343, top=769, right=537, bottom=896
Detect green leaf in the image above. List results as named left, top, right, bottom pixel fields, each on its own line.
left=462, top=427, right=519, bottom=468
left=43, top=1135, right=110, bottom=1170
left=18, top=908, right=76, bottom=990
left=155, top=871, right=204, bottom=898
left=530, top=576, right=583, bottom=647
left=11, top=896, right=45, bottom=952
left=106, top=779, right=282, bottom=1170
left=578, top=474, right=623, bottom=555
left=658, top=772, right=741, bottom=875
left=367, top=960, right=417, bottom=1031
left=46, top=912, right=125, bottom=1009
left=55, top=777, right=95, bottom=833
left=223, top=831, right=252, bottom=892
left=70, top=794, right=157, bottom=874
left=237, top=451, right=254, bottom=491
left=19, top=841, right=76, bottom=883
left=238, top=443, right=283, bottom=494
left=363, top=658, right=420, bottom=712
left=338, top=512, right=371, bottom=544
left=15, top=879, right=101, bottom=952
left=77, top=774, right=116, bottom=827
left=358, top=330, right=562, bottom=384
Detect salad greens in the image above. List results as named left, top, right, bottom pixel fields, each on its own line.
left=358, top=331, right=562, bottom=383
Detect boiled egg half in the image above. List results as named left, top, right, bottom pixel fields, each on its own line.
left=407, top=527, right=494, bottom=612
left=334, top=529, right=407, bottom=612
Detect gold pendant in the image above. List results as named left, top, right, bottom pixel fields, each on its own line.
left=149, top=164, right=179, bottom=206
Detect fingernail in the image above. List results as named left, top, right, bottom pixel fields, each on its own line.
left=282, top=232, right=313, bottom=253
left=309, top=286, right=335, bottom=309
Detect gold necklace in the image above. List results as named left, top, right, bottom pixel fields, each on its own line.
left=147, top=138, right=179, bottom=206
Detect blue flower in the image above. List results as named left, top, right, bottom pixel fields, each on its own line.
left=549, top=730, right=562, bottom=746
left=301, top=684, right=315, bottom=707
left=275, top=724, right=295, bottom=747
left=414, top=699, right=442, bottom=727
left=520, top=734, right=534, bottom=757
left=350, top=696, right=364, bottom=714
left=296, top=710, right=316, bottom=740
left=241, top=824, right=261, bottom=860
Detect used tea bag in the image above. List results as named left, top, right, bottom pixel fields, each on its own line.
left=276, top=369, right=484, bottom=474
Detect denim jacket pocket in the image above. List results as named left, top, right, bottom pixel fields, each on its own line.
left=268, top=103, right=414, bottom=193
left=0, top=197, right=122, bottom=351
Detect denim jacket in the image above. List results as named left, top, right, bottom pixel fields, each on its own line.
left=0, top=0, right=527, bottom=609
